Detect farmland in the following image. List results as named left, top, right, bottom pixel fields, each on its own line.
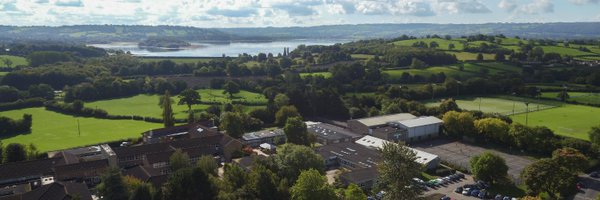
left=140, top=57, right=213, bottom=64
left=541, top=92, right=600, bottom=105
left=86, top=89, right=267, bottom=119
left=0, top=55, right=28, bottom=67
left=384, top=62, right=520, bottom=79
left=511, top=104, right=600, bottom=141
left=0, top=108, right=162, bottom=152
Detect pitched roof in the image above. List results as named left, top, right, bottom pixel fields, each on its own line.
left=144, top=146, right=217, bottom=165
left=0, top=157, right=64, bottom=186
left=0, top=182, right=92, bottom=200
left=353, top=113, right=417, bottom=127
left=123, top=166, right=167, bottom=188
left=54, top=159, right=109, bottom=175
left=113, top=143, right=173, bottom=158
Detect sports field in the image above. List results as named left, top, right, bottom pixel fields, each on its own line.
left=426, top=96, right=556, bottom=115
left=541, top=92, right=600, bottom=105
left=0, top=108, right=162, bottom=152
left=511, top=104, right=600, bottom=141
left=86, top=89, right=267, bottom=119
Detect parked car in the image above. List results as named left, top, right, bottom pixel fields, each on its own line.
left=454, top=187, right=463, bottom=193
left=436, top=178, right=446, bottom=185
left=476, top=180, right=490, bottom=189
left=577, top=182, right=586, bottom=190
left=462, top=188, right=471, bottom=195
left=590, top=171, right=599, bottom=178
left=440, top=196, right=451, bottom=200
left=502, top=196, right=511, bottom=200
left=478, top=190, right=487, bottom=199
left=456, top=173, right=465, bottom=179
left=494, top=194, right=503, bottom=200
left=470, top=189, right=480, bottom=196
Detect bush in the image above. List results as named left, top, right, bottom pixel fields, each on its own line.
left=0, top=98, right=45, bottom=111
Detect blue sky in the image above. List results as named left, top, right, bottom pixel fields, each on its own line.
left=0, top=0, right=598, bottom=27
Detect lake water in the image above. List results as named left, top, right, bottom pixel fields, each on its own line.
left=88, top=39, right=350, bottom=57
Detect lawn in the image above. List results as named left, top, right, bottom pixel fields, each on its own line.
left=0, top=108, right=162, bottom=152
left=384, top=62, right=520, bottom=79
left=0, top=71, right=7, bottom=76
left=511, top=104, right=600, bottom=141
left=300, top=72, right=332, bottom=78
left=140, top=57, right=213, bottom=64
left=541, top=92, right=600, bottom=105
left=541, top=46, right=596, bottom=57
left=426, top=96, right=556, bottom=116
left=86, top=89, right=267, bottom=119
left=0, top=55, right=28, bottom=67
left=351, top=54, right=375, bottom=60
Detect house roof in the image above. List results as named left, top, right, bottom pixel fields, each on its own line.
left=54, top=159, right=109, bottom=176
left=0, top=182, right=92, bottom=200
left=242, top=129, right=284, bottom=141
left=144, top=123, right=218, bottom=139
left=113, top=143, right=173, bottom=158
left=307, top=122, right=362, bottom=141
left=395, top=117, right=443, bottom=128
left=145, top=146, right=217, bottom=165
left=317, top=142, right=381, bottom=169
left=340, top=167, right=378, bottom=184
left=0, top=157, right=64, bottom=186
left=353, top=113, right=417, bottom=127
left=124, top=166, right=167, bottom=188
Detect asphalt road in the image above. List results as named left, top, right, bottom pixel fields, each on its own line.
left=570, top=174, right=600, bottom=200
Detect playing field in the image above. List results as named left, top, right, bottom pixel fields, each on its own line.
left=0, top=108, right=162, bottom=152
left=0, top=55, right=28, bottom=67
left=541, top=92, right=600, bottom=105
left=511, top=104, right=600, bottom=141
left=426, top=96, right=556, bottom=115
left=86, top=89, right=267, bottom=119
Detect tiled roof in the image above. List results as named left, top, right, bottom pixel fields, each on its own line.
left=0, top=157, right=64, bottom=186
left=0, top=182, right=92, bottom=200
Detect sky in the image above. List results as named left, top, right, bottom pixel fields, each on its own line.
left=0, top=0, right=598, bottom=28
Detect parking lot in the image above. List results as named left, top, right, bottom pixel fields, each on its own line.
left=571, top=174, right=600, bottom=200
left=411, top=139, right=533, bottom=182
left=423, top=174, right=481, bottom=200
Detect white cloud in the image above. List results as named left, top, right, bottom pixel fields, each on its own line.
left=54, top=0, right=83, bottom=7
left=569, top=0, right=600, bottom=5
left=498, top=0, right=553, bottom=14
left=355, top=0, right=435, bottom=16
left=498, top=0, right=517, bottom=12
left=435, top=0, right=491, bottom=14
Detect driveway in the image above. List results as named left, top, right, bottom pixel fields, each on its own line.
left=570, top=174, right=600, bottom=200
left=411, top=139, right=533, bottom=183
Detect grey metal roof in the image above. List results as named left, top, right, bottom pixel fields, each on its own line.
left=355, top=113, right=417, bottom=127
left=242, top=129, right=284, bottom=141
left=396, top=116, right=443, bottom=128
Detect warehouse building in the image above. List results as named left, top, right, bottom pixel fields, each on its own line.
left=347, top=113, right=442, bottom=143
left=388, top=116, right=443, bottom=142
left=306, top=122, right=362, bottom=145
left=355, top=135, right=440, bottom=170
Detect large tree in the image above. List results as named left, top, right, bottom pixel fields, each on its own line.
left=551, top=147, right=588, bottom=173
left=342, top=184, right=367, bottom=200
left=521, top=159, right=577, bottom=198
left=274, top=144, right=325, bottom=184
left=469, top=152, right=508, bottom=184
left=283, top=116, right=310, bottom=146
left=442, top=111, right=476, bottom=137
left=474, top=118, right=510, bottom=143
left=248, top=165, right=284, bottom=200
left=98, top=167, right=129, bottom=200
left=164, top=167, right=216, bottom=200
left=196, top=155, right=218, bottom=176
left=274, top=93, right=290, bottom=109
left=169, top=149, right=190, bottom=172
left=290, top=169, right=336, bottom=200
left=219, top=112, right=244, bottom=138
left=376, top=142, right=422, bottom=200
left=129, top=182, right=154, bottom=200
left=160, top=90, right=175, bottom=127
left=219, top=163, right=251, bottom=199
left=275, top=105, right=301, bottom=126
left=223, top=81, right=240, bottom=98
left=3, top=143, right=27, bottom=163
left=177, top=89, right=201, bottom=111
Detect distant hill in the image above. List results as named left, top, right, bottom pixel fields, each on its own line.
left=0, top=23, right=598, bottom=44
left=219, top=22, right=600, bottom=40
left=0, top=25, right=235, bottom=44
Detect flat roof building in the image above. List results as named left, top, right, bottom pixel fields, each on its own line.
left=307, top=122, right=362, bottom=145
left=242, top=129, right=286, bottom=147
left=355, top=135, right=440, bottom=170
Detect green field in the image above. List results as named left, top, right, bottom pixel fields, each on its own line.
left=140, top=57, right=213, bottom=64
left=426, top=96, right=556, bottom=115
left=0, top=55, right=28, bottom=67
left=384, top=62, right=520, bottom=79
left=449, top=52, right=494, bottom=61
left=351, top=54, right=375, bottom=60
left=541, top=46, right=596, bottom=57
left=541, top=92, right=600, bottom=105
left=0, top=108, right=162, bottom=152
left=0, top=71, right=7, bottom=76
left=511, top=104, right=600, bottom=140
left=300, top=72, right=332, bottom=78
left=392, top=38, right=464, bottom=50
left=86, top=89, right=267, bottom=119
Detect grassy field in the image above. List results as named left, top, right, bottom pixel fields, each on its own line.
left=0, top=108, right=162, bottom=152
left=392, top=38, right=464, bottom=50
left=0, top=71, right=7, bottom=76
left=449, top=52, right=494, bottom=61
left=86, top=89, right=267, bottom=119
left=541, top=46, right=596, bottom=57
left=426, top=96, right=556, bottom=115
left=140, top=57, right=213, bottom=64
left=0, top=55, right=28, bottom=67
left=384, top=62, right=520, bottom=79
left=511, top=104, right=600, bottom=140
left=300, top=72, right=332, bottom=78
left=351, top=54, right=375, bottom=60
left=541, top=92, right=600, bottom=105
